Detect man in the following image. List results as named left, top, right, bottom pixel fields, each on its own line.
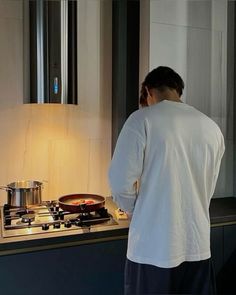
left=109, top=66, right=225, bottom=295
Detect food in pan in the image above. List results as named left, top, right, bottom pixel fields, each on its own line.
left=71, top=199, right=95, bottom=205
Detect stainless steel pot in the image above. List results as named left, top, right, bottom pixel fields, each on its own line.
left=0, top=180, right=43, bottom=207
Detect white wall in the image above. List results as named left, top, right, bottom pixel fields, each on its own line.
left=0, top=0, right=23, bottom=106
left=141, top=0, right=231, bottom=197
left=0, top=0, right=112, bottom=204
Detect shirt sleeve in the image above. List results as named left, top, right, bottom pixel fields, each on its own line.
left=108, top=115, right=145, bottom=213
left=210, top=131, right=225, bottom=197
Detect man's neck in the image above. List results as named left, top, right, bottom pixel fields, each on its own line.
left=147, top=88, right=183, bottom=106
left=157, top=89, right=181, bottom=102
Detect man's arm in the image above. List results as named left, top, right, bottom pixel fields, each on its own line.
left=109, top=116, right=145, bottom=214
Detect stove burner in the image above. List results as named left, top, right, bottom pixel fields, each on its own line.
left=16, top=209, right=35, bottom=218
left=2, top=200, right=118, bottom=238
left=21, top=213, right=35, bottom=224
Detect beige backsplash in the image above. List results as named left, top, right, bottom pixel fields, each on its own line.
left=0, top=104, right=111, bottom=205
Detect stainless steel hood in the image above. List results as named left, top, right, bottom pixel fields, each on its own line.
left=27, top=0, right=77, bottom=104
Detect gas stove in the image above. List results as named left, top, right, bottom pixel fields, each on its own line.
left=1, top=200, right=118, bottom=238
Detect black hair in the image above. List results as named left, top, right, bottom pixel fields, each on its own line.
left=139, top=66, right=184, bottom=107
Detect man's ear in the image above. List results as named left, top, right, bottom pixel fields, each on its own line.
left=145, top=86, right=151, bottom=98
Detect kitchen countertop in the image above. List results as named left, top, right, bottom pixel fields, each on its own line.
left=210, top=197, right=236, bottom=227
left=0, top=196, right=235, bottom=256
left=0, top=197, right=129, bottom=256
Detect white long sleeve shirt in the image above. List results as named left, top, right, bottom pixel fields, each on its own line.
left=109, top=100, right=225, bottom=268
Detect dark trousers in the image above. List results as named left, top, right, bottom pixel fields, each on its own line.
left=124, top=258, right=216, bottom=295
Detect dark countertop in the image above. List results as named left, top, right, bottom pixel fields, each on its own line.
left=0, top=197, right=235, bottom=256
left=0, top=197, right=129, bottom=256
left=210, top=197, right=236, bottom=227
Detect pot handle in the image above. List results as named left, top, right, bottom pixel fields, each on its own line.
left=37, top=180, right=48, bottom=189
left=0, top=186, right=12, bottom=191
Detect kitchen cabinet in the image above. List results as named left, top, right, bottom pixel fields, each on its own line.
left=210, top=224, right=236, bottom=294
left=0, top=239, right=128, bottom=295
left=223, top=224, right=236, bottom=264
left=216, top=224, right=236, bottom=294
left=0, top=197, right=235, bottom=295
left=0, top=226, right=235, bottom=295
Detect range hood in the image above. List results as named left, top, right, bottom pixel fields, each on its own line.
left=27, top=0, right=77, bottom=104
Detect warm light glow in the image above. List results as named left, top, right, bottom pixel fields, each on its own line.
left=0, top=103, right=111, bottom=205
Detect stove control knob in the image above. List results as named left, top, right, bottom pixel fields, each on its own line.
left=53, top=223, right=61, bottom=229
left=3, top=204, right=11, bottom=211
left=75, top=219, right=82, bottom=226
left=64, top=221, right=72, bottom=228
left=5, top=217, right=12, bottom=226
left=4, top=210, right=10, bottom=216
left=53, top=213, right=59, bottom=221
left=49, top=206, right=54, bottom=212
left=59, top=212, right=64, bottom=220
left=42, top=223, right=50, bottom=230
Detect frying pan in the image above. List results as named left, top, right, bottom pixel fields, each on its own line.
left=58, top=194, right=105, bottom=213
